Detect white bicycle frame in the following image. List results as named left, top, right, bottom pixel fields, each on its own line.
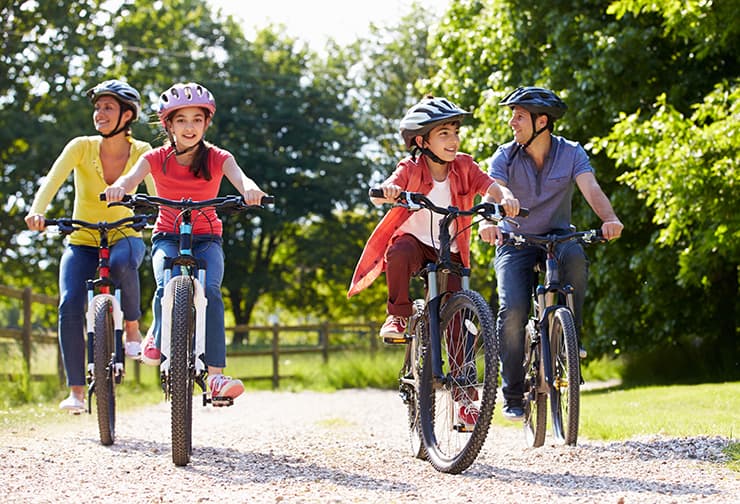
left=159, top=268, right=208, bottom=376
left=85, top=290, right=125, bottom=378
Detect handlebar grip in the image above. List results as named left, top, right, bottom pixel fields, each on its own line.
left=260, top=195, right=275, bottom=206
left=368, top=188, right=384, bottom=198
left=99, top=193, right=132, bottom=203
left=517, top=207, right=529, bottom=218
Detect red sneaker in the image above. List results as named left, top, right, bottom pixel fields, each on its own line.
left=379, top=315, right=408, bottom=339
left=458, top=399, right=480, bottom=427
left=208, top=374, right=244, bottom=400
left=140, top=330, right=161, bottom=366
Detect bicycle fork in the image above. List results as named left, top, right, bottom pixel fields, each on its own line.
left=85, top=290, right=125, bottom=412
left=159, top=268, right=208, bottom=399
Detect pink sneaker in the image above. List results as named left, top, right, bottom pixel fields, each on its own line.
left=140, top=330, right=161, bottom=366
left=208, top=374, right=244, bottom=400
left=379, top=315, right=408, bottom=339
left=457, top=399, right=480, bottom=427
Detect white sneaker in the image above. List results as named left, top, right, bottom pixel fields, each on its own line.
left=59, top=393, right=85, bottom=414
left=125, top=341, right=141, bottom=358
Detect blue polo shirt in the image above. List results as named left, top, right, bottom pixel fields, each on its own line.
left=489, top=135, right=594, bottom=234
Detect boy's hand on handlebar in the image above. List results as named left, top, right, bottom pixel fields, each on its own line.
left=104, top=186, right=127, bottom=203
left=242, top=189, right=267, bottom=206
left=25, top=213, right=46, bottom=231
left=601, top=219, right=624, bottom=240
left=375, top=183, right=402, bottom=202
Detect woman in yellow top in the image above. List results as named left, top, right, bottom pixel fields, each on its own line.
left=25, top=80, right=154, bottom=412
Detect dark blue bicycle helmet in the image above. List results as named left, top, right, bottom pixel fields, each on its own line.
left=86, top=79, right=142, bottom=137
left=499, top=86, right=567, bottom=119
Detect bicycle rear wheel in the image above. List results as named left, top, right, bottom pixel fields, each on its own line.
left=93, top=297, right=115, bottom=446
left=419, top=290, right=498, bottom=474
left=549, top=307, right=580, bottom=445
left=170, top=276, right=195, bottom=466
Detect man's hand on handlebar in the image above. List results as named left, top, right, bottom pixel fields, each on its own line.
left=478, top=221, right=505, bottom=246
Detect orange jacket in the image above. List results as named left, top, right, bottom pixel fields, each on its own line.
left=347, top=153, right=495, bottom=298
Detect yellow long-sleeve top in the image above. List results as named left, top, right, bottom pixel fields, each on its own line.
left=29, top=135, right=156, bottom=247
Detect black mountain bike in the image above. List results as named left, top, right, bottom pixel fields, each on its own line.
left=44, top=214, right=152, bottom=445
left=502, top=229, right=605, bottom=447
left=371, top=188, right=526, bottom=474
left=112, top=193, right=273, bottom=465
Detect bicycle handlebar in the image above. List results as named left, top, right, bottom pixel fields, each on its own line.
left=368, top=188, right=529, bottom=220
left=100, top=193, right=275, bottom=212
left=44, top=214, right=153, bottom=235
left=502, top=229, right=606, bottom=248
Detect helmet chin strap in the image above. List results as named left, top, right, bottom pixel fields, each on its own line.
left=411, top=139, right=446, bottom=165
left=100, top=111, right=127, bottom=138
left=505, top=113, right=548, bottom=167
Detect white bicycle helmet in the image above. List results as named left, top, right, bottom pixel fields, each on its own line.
left=399, top=96, right=470, bottom=149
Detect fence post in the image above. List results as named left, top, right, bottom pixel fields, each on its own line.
left=369, top=322, right=378, bottom=355
left=271, top=322, right=279, bottom=389
left=320, top=323, right=329, bottom=363
left=22, top=287, right=32, bottom=375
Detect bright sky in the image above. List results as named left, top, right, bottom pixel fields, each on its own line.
left=206, top=0, right=449, bottom=50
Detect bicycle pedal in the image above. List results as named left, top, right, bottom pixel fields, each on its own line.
left=383, top=335, right=410, bottom=345
left=210, top=396, right=234, bottom=407
left=454, top=424, right=474, bottom=433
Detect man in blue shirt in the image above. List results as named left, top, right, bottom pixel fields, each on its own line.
left=479, top=87, right=623, bottom=420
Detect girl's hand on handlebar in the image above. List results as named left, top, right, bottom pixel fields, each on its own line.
left=242, top=188, right=267, bottom=206
left=104, top=185, right=127, bottom=202
left=601, top=219, right=624, bottom=240
left=25, top=213, right=46, bottom=231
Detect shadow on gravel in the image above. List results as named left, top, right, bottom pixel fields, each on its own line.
left=109, top=437, right=416, bottom=495
left=459, top=436, right=732, bottom=500
left=463, top=462, right=726, bottom=500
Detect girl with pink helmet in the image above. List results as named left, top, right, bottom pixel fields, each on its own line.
left=105, top=82, right=268, bottom=402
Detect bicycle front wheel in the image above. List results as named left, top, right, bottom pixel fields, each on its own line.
left=523, top=319, right=547, bottom=447
left=170, top=276, right=195, bottom=466
left=93, top=297, right=116, bottom=446
left=419, top=290, right=498, bottom=474
left=403, top=299, right=427, bottom=460
left=549, top=307, right=580, bottom=445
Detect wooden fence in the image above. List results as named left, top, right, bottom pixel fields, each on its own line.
left=0, top=284, right=381, bottom=388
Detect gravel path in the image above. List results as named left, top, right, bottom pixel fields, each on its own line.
left=1, top=389, right=737, bottom=503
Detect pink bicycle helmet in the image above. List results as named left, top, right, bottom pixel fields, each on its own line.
left=157, top=82, right=216, bottom=127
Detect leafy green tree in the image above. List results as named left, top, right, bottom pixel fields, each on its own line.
left=424, top=0, right=738, bottom=377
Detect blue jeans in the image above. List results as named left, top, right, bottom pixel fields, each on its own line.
left=150, top=233, right=226, bottom=368
left=494, top=239, right=589, bottom=404
left=58, top=239, right=146, bottom=386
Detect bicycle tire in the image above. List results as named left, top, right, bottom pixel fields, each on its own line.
left=523, top=320, right=547, bottom=447
left=403, top=299, right=427, bottom=460
left=170, top=276, right=195, bottom=466
left=549, top=307, right=580, bottom=445
left=419, top=290, right=498, bottom=474
left=93, top=297, right=115, bottom=446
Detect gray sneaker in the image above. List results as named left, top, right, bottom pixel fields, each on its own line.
left=502, top=402, right=524, bottom=421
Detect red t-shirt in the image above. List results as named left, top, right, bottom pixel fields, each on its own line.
left=144, top=145, right=232, bottom=235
